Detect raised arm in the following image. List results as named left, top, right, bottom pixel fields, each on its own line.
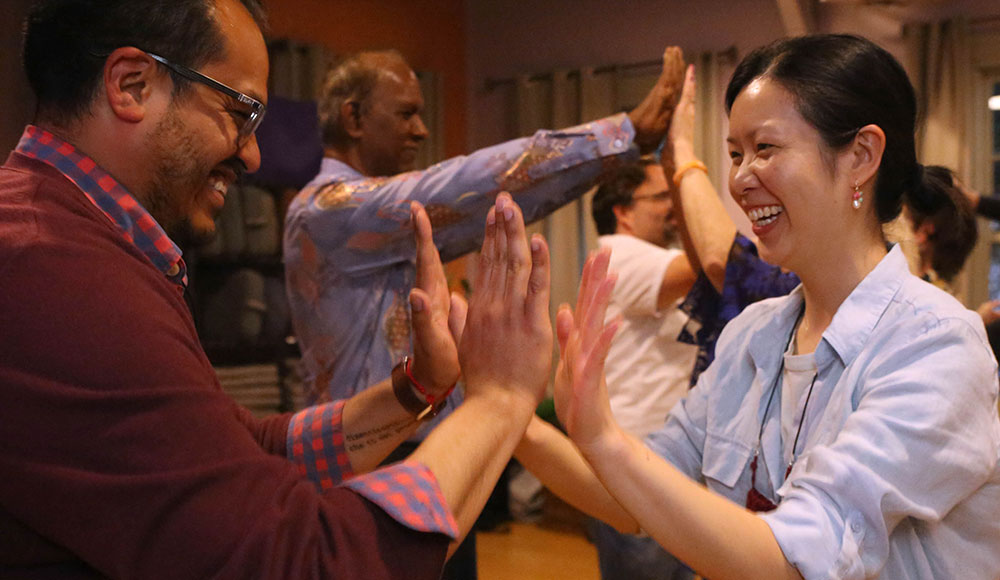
left=656, top=253, right=697, bottom=310
left=628, top=46, right=686, bottom=153
left=285, top=46, right=692, bottom=279
left=411, top=193, right=554, bottom=549
left=286, top=116, right=636, bottom=279
left=515, top=412, right=640, bottom=533
left=513, top=250, right=646, bottom=534
left=552, top=251, right=801, bottom=580
left=956, top=177, right=1000, bottom=222
left=667, top=65, right=737, bottom=292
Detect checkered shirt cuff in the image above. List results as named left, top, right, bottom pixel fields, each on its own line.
left=287, top=400, right=353, bottom=489
left=344, top=461, right=460, bottom=539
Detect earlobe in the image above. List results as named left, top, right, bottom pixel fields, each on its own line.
left=103, top=47, right=159, bottom=124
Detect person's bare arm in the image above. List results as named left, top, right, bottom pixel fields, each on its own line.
left=514, top=250, right=692, bottom=532
left=514, top=415, right=639, bottom=533
left=977, top=299, right=1000, bottom=326
left=956, top=176, right=981, bottom=210
left=411, top=194, right=554, bottom=551
left=553, top=251, right=801, bottom=580
left=668, top=65, right=737, bottom=293
left=656, top=254, right=697, bottom=310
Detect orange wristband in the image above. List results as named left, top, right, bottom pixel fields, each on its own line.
left=672, top=160, right=708, bottom=187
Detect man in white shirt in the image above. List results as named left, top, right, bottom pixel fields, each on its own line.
left=588, top=156, right=698, bottom=580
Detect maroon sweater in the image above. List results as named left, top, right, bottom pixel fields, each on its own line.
left=0, top=152, right=448, bottom=578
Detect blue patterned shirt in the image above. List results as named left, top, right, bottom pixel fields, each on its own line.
left=284, top=114, right=638, bottom=430
left=679, top=233, right=800, bottom=385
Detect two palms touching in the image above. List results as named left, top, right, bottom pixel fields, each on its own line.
left=411, top=196, right=631, bottom=453
left=409, top=193, right=555, bottom=410
left=408, top=201, right=466, bottom=398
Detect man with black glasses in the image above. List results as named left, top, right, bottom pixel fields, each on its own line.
left=0, top=1, right=556, bottom=578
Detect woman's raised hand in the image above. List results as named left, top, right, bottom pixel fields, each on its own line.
left=553, top=249, right=623, bottom=454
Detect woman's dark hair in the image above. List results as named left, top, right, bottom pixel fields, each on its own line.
left=726, top=34, right=946, bottom=225
left=591, top=157, right=657, bottom=235
left=906, top=166, right=978, bottom=283
left=23, top=0, right=267, bottom=126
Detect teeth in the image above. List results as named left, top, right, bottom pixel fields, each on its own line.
left=748, top=204, right=783, bottom=226
left=210, top=177, right=228, bottom=196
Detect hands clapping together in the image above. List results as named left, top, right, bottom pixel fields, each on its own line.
left=408, top=192, right=555, bottom=422
left=406, top=46, right=690, bottom=447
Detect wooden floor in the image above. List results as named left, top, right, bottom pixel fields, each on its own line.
left=477, top=521, right=600, bottom=580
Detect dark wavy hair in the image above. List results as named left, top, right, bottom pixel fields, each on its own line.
left=23, top=0, right=267, bottom=125
left=726, top=34, right=953, bottom=227
left=906, top=166, right=978, bottom=283
left=591, top=157, right=658, bottom=235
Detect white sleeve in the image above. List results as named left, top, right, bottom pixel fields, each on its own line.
left=606, top=238, right=681, bottom=317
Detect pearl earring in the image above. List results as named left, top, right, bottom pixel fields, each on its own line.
left=852, top=183, right=863, bottom=210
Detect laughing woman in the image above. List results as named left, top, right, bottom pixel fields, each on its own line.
left=517, top=34, right=1000, bottom=579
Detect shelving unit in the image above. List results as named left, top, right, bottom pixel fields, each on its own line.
left=185, top=182, right=304, bottom=416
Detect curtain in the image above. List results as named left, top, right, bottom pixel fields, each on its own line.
left=692, top=50, right=745, bottom=236
left=515, top=69, right=611, bottom=322
left=511, top=50, right=739, bottom=317
left=906, top=19, right=973, bottom=174
left=903, top=19, right=978, bottom=303
left=267, top=39, right=330, bottom=102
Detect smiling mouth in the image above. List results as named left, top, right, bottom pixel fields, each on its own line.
left=747, top=204, right=784, bottom=227
left=209, top=176, right=228, bottom=197
left=209, top=165, right=239, bottom=197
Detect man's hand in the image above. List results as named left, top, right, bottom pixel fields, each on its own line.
left=629, top=46, right=686, bottom=153
left=955, top=176, right=981, bottom=211
left=458, top=193, right=552, bottom=409
left=409, top=201, right=467, bottom=400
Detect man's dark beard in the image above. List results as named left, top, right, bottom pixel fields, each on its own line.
left=663, top=226, right=679, bottom=249
left=170, top=217, right=217, bottom=248
left=145, top=104, right=244, bottom=249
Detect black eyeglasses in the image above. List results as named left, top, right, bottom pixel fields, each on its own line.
left=631, top=191, right=671, bottom=203
left=146, top=52, right=266, bottom=146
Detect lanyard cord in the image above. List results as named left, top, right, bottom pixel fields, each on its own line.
left=755, top=303, right=819, bottom=477
left=788, top=374, right=818, bottom=470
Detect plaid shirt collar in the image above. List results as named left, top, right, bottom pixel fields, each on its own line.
left=16, top=125, right=187, bottom=287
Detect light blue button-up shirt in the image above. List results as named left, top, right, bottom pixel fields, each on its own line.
left=648, top=245, right=1000, bottom=579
